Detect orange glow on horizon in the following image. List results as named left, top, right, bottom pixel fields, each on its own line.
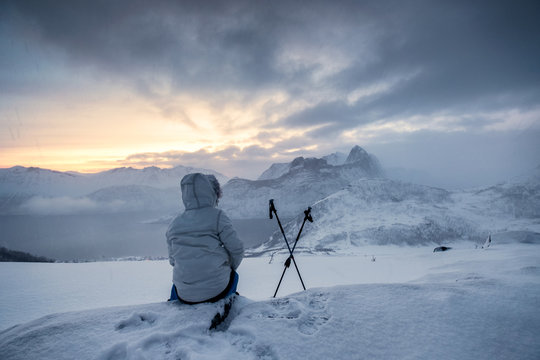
left=1, top=86, right=317, bottom=173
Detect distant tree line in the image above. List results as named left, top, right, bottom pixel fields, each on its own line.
left=0, top=247, right=55, bottom=263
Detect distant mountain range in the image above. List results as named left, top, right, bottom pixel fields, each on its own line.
left=0, top=165, right=228, bottom=195
left=0, top=165, right=227, bottom=214
left=1, top=146, right=538, bottom=253
left=0, top=145, right=382, bottom=217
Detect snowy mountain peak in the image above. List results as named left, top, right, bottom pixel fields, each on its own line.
left=345, top=145, right=369, bottom=164
left=343, top=145, right=383, bottom=177
left=225, top=146, right=385, bottom=218
left=258, top=146, right=378, bottom=181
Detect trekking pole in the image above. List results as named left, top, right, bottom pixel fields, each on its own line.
left=269, top=200, right=295, bottom=256
left=273, top=207, right=312, bottom=297
left=270, top=200, right=313, bottom=297
left=290, top=207, right=313, bottom=255
left=269, top=200, right=303, bottom=284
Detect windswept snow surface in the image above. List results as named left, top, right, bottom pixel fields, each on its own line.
left=1, top=242, right=540, bottom=359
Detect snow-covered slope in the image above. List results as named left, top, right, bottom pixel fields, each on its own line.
left=1, top=242, right=539, bottom=360
left=256, top=179, right=466, bottom=252
left=255, top=175, right=540, bottom=254
left=257, top=162, right=290, bottom=180
left=221, top=165, right=349, bottom=219
left=464, top=179, right=540, bottom=219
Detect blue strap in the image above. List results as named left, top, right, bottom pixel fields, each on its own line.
left=169, top=284, right=180, bottom=301
left=224, top=271, right=239, bottom=298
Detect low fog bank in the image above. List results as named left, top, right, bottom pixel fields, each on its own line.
left=369, top=130, right=540, bottom=189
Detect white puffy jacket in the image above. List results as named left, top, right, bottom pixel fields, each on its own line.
left=166, top=173, right=244, bottom=303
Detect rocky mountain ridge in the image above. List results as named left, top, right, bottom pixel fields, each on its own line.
left=221, top=146, right=384, bottom=218
left=257, top=145, right=381, bottom=182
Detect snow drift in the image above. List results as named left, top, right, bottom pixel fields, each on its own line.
left=1, top=242, right=539, bottom=360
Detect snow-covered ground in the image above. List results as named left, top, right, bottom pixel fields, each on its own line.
left=1, top=241, right=539, bottom=359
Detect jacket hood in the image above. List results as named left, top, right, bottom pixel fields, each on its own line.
left=181, top=173, right=217, bottom=210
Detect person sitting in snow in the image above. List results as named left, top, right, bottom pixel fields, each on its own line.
left=166, top=173, right=244, bottom=304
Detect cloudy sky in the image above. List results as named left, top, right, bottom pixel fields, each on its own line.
left=1, top=0, right=539, bottom=188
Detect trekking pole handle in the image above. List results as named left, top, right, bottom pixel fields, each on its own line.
left=269, top=199, right=275, bottom=219
left=304, top=207, right=313, bottom=222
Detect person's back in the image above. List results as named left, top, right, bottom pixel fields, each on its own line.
left=166, top=173, right=244, bottom=303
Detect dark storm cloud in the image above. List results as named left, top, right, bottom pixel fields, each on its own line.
left=275, top=0, right=540, bottom=130
left=4, top=0, right=540, bottom=104
left=284, top=101, right=358, bottom=127
left=2, top=0, right=284, bottom=95
left=2, top=0, right=540, bottom=151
